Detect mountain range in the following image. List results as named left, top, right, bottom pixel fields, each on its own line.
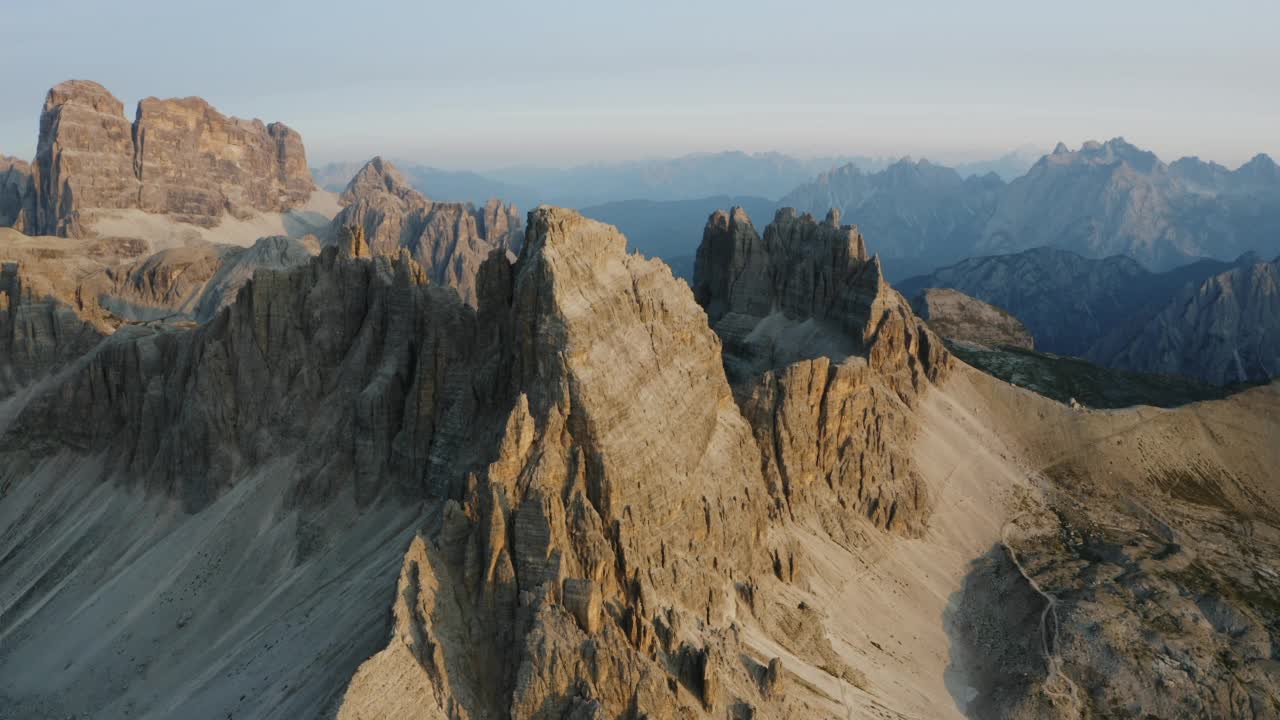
left=900, top=247, right=1279, bottom=384
left=784, top=139, right=1280, bottom=272
left=2, top=79, right=1280, bottom=720
left=316, top=140, right=1280, bottom=285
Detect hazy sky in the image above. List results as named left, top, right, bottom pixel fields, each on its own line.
left=1, top=0, right=1276, bottom=169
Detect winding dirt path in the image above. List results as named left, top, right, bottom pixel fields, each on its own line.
left=1000, top=513, right=1081, bottom=717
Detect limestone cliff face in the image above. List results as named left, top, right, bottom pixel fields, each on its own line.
left=694, top=207, right=948, bottom=538
left=2, top=209, right=830, bottom=718
left=3, top=232, right=484, bottom=509
left=333, top=157, right=522, bottom=306
left=0, top=156, right=35, bottom=232
left=28, top=79, right=315, bottom=237
left=33, top=80, right=140, bottom=236
left=339, top=209, right=778, bottom=718
left=0, top=229, right=316, bottom=401
left=0, top=257, right=109, bottom=398
left=694, top=207, right=868, bottom=328
left=132, top=95, right=313, bottom=225
left=910, top=287, right=1034, bottom=350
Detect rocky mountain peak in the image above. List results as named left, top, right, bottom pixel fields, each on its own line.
left=1236, top=152, right=1279, bottom=183
left=26, top=79, right=316, bottom=236
left=330, top=156, right=522, bottom=306
left=693, top=206, right=872, bottom=330
left=692, top=206, right=948, bottom=540
left=43, top=79, right=125, bottom=115
left=339, top=156, right=420, bottom=206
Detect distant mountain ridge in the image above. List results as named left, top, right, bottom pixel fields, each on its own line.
left=312, top=139, right=1280, bottom=282
left=1091, top=256, right=1280, bottom=384
left=313, top=160, right=541, bottom=210
left=784, top=138, right=1280, bottom=271
left=900, top=247, right=1278, bottom=384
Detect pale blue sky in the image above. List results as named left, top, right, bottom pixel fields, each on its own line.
left=1, top=0, right=1276, bottom=169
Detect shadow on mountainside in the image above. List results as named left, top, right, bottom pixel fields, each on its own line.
left=943, top=543, right=1062, bottom=720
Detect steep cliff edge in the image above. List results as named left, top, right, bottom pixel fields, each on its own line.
left=694, top=206, right=948, bottom=538
left=27, top=79, right=316, bottom=237
left=0, top=228, right=315, bottom=400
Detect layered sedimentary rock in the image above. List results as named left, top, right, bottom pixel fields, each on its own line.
left=911, top=287, right=1034, bottom=349
left=333, top=157, right=522, bottom=306
left=5, top=200, right=1279, bottom=720
left=0, top=156, right=35, bottom=232
left=33, top=80, right=140, bottom=236
left=694, top=207, right=948, bottom=538
left=1, top=208, right=838, bottom=718
left=341, top=208, right=786, bottom=718
left=27, top=79, right=314, bottom=237
left=132, top=95, right=313, bottom=224
left=0, top=229, right=130, bottom=397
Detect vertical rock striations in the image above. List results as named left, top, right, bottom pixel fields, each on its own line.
left=5, top=207, right=952, bottom=718
left=33, top=80, right=140, bottom=236
left=341, top=208, right=778, bottom=718
left=332, top=156, right=523, bottom=306
left=26, top=79, right=315, bottom=237
left=0, top=255, right=110, bottom=398
left=132, top=95, right=313, bottom=225
left=694, top=206, right=949, bottom=538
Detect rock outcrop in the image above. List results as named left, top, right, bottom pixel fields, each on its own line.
left=340, top=207, right=783, bottom=718
left=1, top=207, right=829, bottom=718
left=27, top=79, right=315, bottom=237
left=332, top=157, right=522, bottom=306
left=0, top=226, right=319, bottom=400
left=911, top=287, right=1034, bottom=349
left=0, top=156, right=35, bottom=232
left=694, top=207, right=949, bottom=538
left=85, top=234, right=319, bottom=324
left=0, top=228, right=140, bottom=397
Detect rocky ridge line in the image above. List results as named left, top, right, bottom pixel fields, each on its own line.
left=332, top=156, right=522, bottom=306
